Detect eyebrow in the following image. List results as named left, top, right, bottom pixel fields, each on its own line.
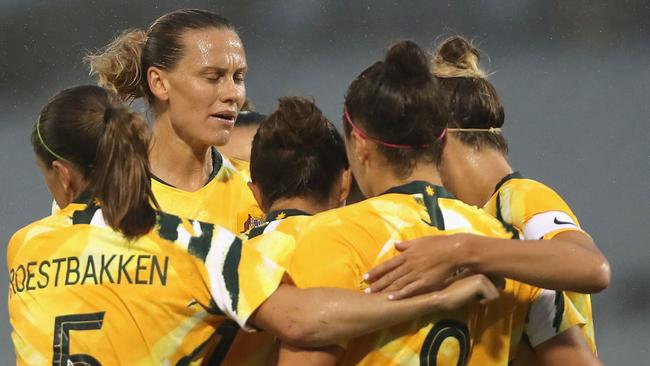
left=199, top=66, right=248, bottom=74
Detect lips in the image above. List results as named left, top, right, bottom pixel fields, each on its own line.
left=209, top=110, right=237, bottom=126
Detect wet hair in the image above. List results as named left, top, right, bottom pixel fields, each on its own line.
left=343, top=40, right=447, bottom=178
left=250, top=97, right=349, bottom=210
left=85, top=9, right=234, bottom=104
left=32, top=85, right=158, bottom=240
left=432, top=36, right=508, bottom=154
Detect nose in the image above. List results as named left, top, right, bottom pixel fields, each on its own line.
left=219, top=76, right=245, bottom=108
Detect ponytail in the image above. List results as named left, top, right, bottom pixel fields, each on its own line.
left=91, top=105, right=158, bottom=240
left=85, top=29, right=148, bottom=102
left=33, top=85, right=158, bottom=240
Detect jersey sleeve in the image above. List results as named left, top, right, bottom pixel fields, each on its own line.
left=289, top=221, right=365, bottom=291
left=499, top=180, right=585, bottom=240
left=175, top=220, right=287, bottom=330
left=525, top=289, right=587, bottom=347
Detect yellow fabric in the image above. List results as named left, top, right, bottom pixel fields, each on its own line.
left=7, top=203, right=285, bottom=366
left=288, top=181, right=581, bottom=365
left=151, top=154, right=264, bottom=235
left=221, top=213, right=310, bottom=366
left=483, top=176, right=596, bottom=354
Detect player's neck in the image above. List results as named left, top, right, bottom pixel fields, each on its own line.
left=267, top=197, right=329, bottom=216
left=450, top=144, right=512, bottom=207
left=149, top=115, right=214, bottom=192
left=368, top=162, right=443, bottom=197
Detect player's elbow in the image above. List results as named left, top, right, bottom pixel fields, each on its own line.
left=274, top=317, right=327, bottom=348
left=590, top=258, right=611, bottom=293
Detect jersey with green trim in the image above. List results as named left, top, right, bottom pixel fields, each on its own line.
left=7, top=199, right=286, bottom=366
left=483, top=172, right=596, bottom=354
left=151, top=150, right=264, bottom=235
left=218, top=209, right=311, bottom=366
left=288, top=181, right=583, bottom=366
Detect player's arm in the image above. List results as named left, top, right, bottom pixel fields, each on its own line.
left=365, top=187, right=610, bottom=298
left=365, top=231, right=609, bottom=299
left=513, top=290, right=601, bottom=366
left=250, top=274, right=499, bottom=348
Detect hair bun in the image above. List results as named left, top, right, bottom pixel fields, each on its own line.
left=384, top=40, right=431, bottom=85
left=271, top=97, right=330, bottom=148
left=432, top=36, right=485, bottom=79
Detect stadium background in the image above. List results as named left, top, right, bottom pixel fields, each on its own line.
left=1, top=1, right=648, bottom=364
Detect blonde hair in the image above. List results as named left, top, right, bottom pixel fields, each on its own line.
left=85, top=30, right=147, bottom=102
left=84, top=9, right=233, bottom=104
left=431, top=36, right=486, bottom=79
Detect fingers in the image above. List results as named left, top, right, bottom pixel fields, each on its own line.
left=394, top=240, right=413, bottom=252
left=364, top=255, right=405, bottom=286
left=387, top=279, right=431, bottom=301
left=366, top=260, right=411, bottom=293
left=474, top=275, right=499, bottom=304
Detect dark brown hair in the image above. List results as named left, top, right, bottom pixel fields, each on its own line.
left=250, top=97, right=348, bottom=211
left=85, top=9, right=234, bottom=104
left=343, top=40, right=447, bottom=178
left=32, top=85, right=158, bottom=240
left=432, top=36, right=508, bottom=154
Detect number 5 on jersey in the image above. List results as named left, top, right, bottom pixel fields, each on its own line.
left=53, top=312, right=105, bottom=366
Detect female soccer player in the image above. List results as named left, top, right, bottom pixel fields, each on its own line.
left=213, top=96, right=352, bottom=365
left=364, top=36, right=608, bottom=365
left=277, top=41, right=584, bottom=366
left=8, top=85, right=502, bottom=365
left=86, top=9, right=263, bottom=234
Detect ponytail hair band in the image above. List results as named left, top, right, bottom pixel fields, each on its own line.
left=343, top=107, right=445, bottom=149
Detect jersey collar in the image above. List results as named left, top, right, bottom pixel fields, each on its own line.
left=151, top=147, right=224, bottom=188
left=381, top=180, right=455, bottom=199
left=266, top=208, right=312, bottom=222
left=493, top=171, right=523, bottom=194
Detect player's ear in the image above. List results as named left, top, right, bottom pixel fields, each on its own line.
left=337, top=168, right=352, bottom=206
left=52, top=161, right=85, bottom=204
left=247, top=181, right=267, bottom=213
left=147, top=66, right=170, bottom=102
left=350, top=131, right=370, bottom=166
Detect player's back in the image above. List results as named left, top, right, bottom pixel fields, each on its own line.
left=289, top=181, right=535, bottom=366
left=8, top=198, right=284, bottom=366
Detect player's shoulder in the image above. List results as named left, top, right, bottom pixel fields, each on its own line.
left=303, top=198, right=385, bottom=231
left=499, top=174, right=560, bottom=199
left=7, top=212, right=73, bottom=264
left=438, top=197, right=510, bottom=237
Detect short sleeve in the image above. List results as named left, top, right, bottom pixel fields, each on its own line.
left=499, top=180, right=584, bottom=240
left=193, top=225, right=287, bottom=330
left=525, top=289, right=587, bottom=347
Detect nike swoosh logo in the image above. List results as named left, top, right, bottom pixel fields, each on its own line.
left=553, top=217, right=575, bottom=226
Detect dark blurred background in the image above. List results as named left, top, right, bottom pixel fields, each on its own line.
left=1, top=0, right=649, bottom=364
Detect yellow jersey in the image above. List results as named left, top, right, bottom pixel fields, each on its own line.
left=484, top=172, right=596, bottom=353
left=7, top=195, right=286, bottom=366
left=151, top=149, right=264, bottom=235
left=289, top=181, right=583, bottom=366
left=217, top=209, right=311, bottom=366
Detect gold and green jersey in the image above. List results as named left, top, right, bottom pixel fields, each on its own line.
left=217, top=209, right=311, bottom=366
left=7, top=196, right=286, bottom=366
left=484, top=172, right=596, bottom=354
left=151, top=149, right=264, bottom=235
left=288, top=181, right=583, bottom=366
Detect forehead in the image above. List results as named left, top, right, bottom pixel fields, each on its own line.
left=178, top=28, right=246, bottom=68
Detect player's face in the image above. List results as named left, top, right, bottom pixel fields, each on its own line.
left=163, top=28, right=247, bottom=148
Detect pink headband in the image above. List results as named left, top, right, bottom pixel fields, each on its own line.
left=343, top=107, right=446, bottom=149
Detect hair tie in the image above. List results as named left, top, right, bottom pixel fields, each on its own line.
left=36, top=119, right=70, bottom=162
left=103, top=107, right=113, bottom=124
left=343, top=107, right=434, bottom=149
left=446, top=127, right=502, bottom=133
